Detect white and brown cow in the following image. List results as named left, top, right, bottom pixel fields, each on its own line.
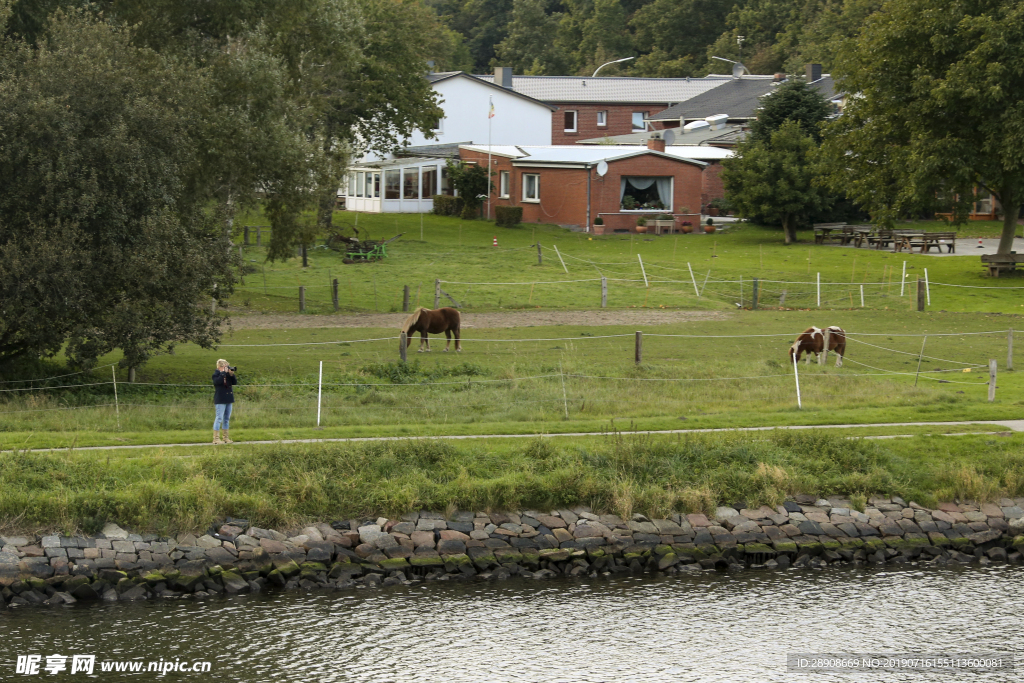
left=789, top=326, right=846, bottom=367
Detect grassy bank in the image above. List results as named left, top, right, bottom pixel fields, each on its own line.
left=3, top=431, right=1023, bottom=535
left=223, top=212, right=1024, bottom=315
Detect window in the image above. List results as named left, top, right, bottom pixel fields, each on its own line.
left=597, top=111, right=607, bottom=127
left=632, top=112, right=646, bottom=131
left=440, top=166, right=454, bottom=196
left=499, top=171, right=510, bottom=198
left=403, top=168, right=420, bottom=199
left=348, top=172, right=356, bottom=197
left=356, top=171, right=365, bottom=198
left=422, top=166, right=438, bottom=197
left=384, top=170, right=400, bottom=199
left=522, top=173, right=539, bottom=202
left=620, top=176, right=672, bottom=211
left=564, top=110, right=577, bottom=133
left=364, top=172, right=373, bottom=199
left=373, top=173, right=380, bottom=198
left=433, top=117, right=443, bottom=132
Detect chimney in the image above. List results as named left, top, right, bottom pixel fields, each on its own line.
left=494, top=66, right=513, bottom=89
left=646, top=134, right=665, bottom=153
left=805, top=63, right=822, bottom=82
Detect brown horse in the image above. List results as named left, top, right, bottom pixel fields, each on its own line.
left=401, top=307, right=462, bottom=352
left=789, top=325, right=846, bottom=367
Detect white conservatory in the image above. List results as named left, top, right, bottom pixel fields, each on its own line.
left=343, top=157, right=454, bottom=213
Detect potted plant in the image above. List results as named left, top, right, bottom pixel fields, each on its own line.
left=636, top=216, right=648, bottom=234
left=594, top=215, right=604, bottom=231
left=680, top=220, right=693, bottom=234
left=704, top=217, right=716, bottom=234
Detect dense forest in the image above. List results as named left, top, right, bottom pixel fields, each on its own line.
left=427, top=0, right=883, bottom=77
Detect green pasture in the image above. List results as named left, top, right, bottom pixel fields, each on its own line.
left=3, top=430, right=1023, bottom=534
left=225, top=212, right=1024, bottom=315
left=2, top=311, right=1022, bottom=451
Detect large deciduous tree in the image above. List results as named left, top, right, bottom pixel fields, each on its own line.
left=722, top=119, right=830, bottom=243
left=823, top=0, right=1024, bottom=249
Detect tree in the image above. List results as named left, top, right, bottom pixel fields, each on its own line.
left=722, top=119, right=830, bottom=243
left=823, top=0, right=1024, bottom=250
left=749, top=78, right=832, bottom=142
left=446, top=160, right=492, bottom=217
left=629, top=0, right=732, bottom=77
left=495, top=0, right=567, bottom=75
left=0, top=10, right=235, bottom=367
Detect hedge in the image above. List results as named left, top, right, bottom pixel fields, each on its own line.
left=495, top=205, right=523, bottom=228
left=432, top=195, right=463, bottom=216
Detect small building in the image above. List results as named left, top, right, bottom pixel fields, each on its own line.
left=344, top=157, right=453, bottom=214
left=459, top=138, right=716, bottom=234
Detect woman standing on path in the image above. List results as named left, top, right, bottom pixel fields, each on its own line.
left=213, top=359, right=237, bottom=444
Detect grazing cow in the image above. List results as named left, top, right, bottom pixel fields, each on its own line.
left=789, top=326, right=846, bottom=367
left=401, top=307, right=462, bottom=352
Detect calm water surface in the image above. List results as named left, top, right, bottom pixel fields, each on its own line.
left=2, top=565, right=1021, bottom=682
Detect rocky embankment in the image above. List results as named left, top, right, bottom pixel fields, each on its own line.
left=3, top=495, right=1024, bottom=608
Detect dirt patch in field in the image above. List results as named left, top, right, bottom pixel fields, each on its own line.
left=227, top=309, right=731, bottom=330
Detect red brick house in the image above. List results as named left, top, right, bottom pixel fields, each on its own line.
left=459, top=138, right=709, bottom=234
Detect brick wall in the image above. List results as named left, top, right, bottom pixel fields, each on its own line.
left=550, top=103, right=670, bottom=144
left=701, top=161, right=726, bottom=210
left=460, top=148, right=704, bottom=233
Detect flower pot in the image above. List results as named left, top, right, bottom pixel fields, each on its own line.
left=704, top=225, right=716, bottom=234
left=635, top=224, right=648, bottom=233
left=708, top=208, right=720, bottom=217
left=681, top=224, right=693, bottom=234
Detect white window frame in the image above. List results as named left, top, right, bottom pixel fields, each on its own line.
left=499, top=171, right=510, bottom=198
left=632, top=112, right=646, bottom=132
left=356, top=171, right=365, bottom=198
left=522, top=173, right=540, bottom=203
left=564, top=110, right=578, bottom=133
left=433, top=117, right=444, bottom=133
left=597, top=111, right=607, bottom=127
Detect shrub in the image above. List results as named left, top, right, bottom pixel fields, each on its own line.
left=432, top=194, right=463, bottom=216
left=495, top=205, right=523, bottom=228
left=594, top=216, right=603, bottom=225
left=636, top=216, right=647, bottom=226
left=460, top=202, right=477, bottom=220
left=656, top=214, right=671, bottom=221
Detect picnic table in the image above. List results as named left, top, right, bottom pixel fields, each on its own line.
left=894, top=231, right=957, bottom=253
left=981, top=253, right=1024, bottom=277
left=813, top=223, right=847, bottom=244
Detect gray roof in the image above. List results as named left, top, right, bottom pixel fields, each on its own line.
left=425, top=72, right=556, bottom=110
left=577, top=126, right=746, bottom=147
left=473, top=74, right=735, bottom=104
left=649, top=75, right=838, bottom=122
left=648, top=78, right=780, bottom=121
left=397, top=142, right=467, bottom=158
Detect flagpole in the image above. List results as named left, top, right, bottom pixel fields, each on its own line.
left=487, top=95, right=492, bottom=221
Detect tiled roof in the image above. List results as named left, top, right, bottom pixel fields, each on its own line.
left=577, top=126, right=746, bottom=147
left=648, top=78, right=780, bottom=121
left=473, top=74, right=736, bottom=104
left=425, top=72, right=556, bottom=110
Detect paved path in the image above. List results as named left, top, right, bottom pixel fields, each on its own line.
left=825, top=236, right=1024, bottom=257
left=8, top=420, right=1024, bottom=454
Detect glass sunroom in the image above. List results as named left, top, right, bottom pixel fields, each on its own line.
left=343, top=157, right=453, bottom=213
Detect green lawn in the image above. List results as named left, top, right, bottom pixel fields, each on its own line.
left=223, top=212, right=1024, bottom=316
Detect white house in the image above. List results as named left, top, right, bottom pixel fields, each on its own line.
left=344, top=70, right=554, bottom=213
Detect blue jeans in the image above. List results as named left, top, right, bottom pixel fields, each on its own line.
left=213, top=403, right=233, bottom=430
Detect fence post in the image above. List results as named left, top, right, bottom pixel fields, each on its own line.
left=792, top=353, right=802, bottom=409
left=601, top=277, right=607, bottom=308
left=112, top=366, right=120, bottom=431
left=537, top=242, right=542, bottom=266
left=816, top=272, right=821, bottom=307
left=687, top=262, right=699, bottom=297
left=400, top=332, right=408, bottom=362
left=1008, top=329, right=1014, bottom=371
left=403, top=285, right=410, bottom=312
left=752, top=278, right=759, bottom=310
left=434, top=279, right=441, bottom=308
left=916, top=277, right=925, bottom=312
left=299, top=286, right=305, bottom=312
left=635, top=331, right=643, bottom=365
left=128, top=367, right=135, bottom=383
left=332, top=279, right=339, bottom=312
left=900, top=261, right=906, bottom=297
left=860, top=284, right=865, bottom=308
left=244, top=226, right=250, bottom=245
left=256, top=227, right=262, bottom=246
left=317, top=360, right=323, bottom=427
left=924, top=267, right=931, bottom=305
left=989, top=359, right=997, bottom=402
left=821, top=327, right=829, bottom=365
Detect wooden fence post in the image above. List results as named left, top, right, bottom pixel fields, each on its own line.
left=299, top=286, right=306, bottom=312
left=917, top=277, right=925, bottom=312
left=403, top=285, right=410, bottom=312
left=400, top=332, right=407, bottom=362
left=332, top=279, right=339, bottom=311
left=256, top=227, right=262, bottom=246
left=128, top=367, right=135, bottom=383
left=989, top=359, right=997, bottom=402
left=434, top=279, right=441, bottom=308
left=752, top=278, right=759, bottom=310
left=244, top=226, right=250, bottom=245
left=635, top=331, right=643, bottom=365
left=601, top=277, right=607, bottom=308
left=537, top=242, right=542, bottom=265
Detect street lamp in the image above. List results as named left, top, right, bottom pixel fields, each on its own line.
left=591, top=57, right=635, bottom=78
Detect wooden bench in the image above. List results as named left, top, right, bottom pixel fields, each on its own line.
left=981, top=253, right=1024, bottom=277
left=867, top=229, right=894, bottom=249
left=813, top=223, right=847, bottom=244
left=923, top=232, right=957, bottom=253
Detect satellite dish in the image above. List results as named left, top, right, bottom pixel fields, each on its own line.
left=596, top=160, right=608, bottom=177
left=662, top=129, right=676, bottom=146
left=732, top=62, right=749, bottom=78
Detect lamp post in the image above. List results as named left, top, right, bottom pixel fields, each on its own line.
left=591, top=57, right=635, bottom=78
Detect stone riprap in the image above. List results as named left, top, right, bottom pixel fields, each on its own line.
left=2, top=496, right=1024, bottom=608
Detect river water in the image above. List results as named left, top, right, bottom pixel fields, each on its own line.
left=2, top=565, right=1021, bottom=682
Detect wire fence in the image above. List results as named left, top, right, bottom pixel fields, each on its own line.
left=0, top=329, right=1009, bottom=433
